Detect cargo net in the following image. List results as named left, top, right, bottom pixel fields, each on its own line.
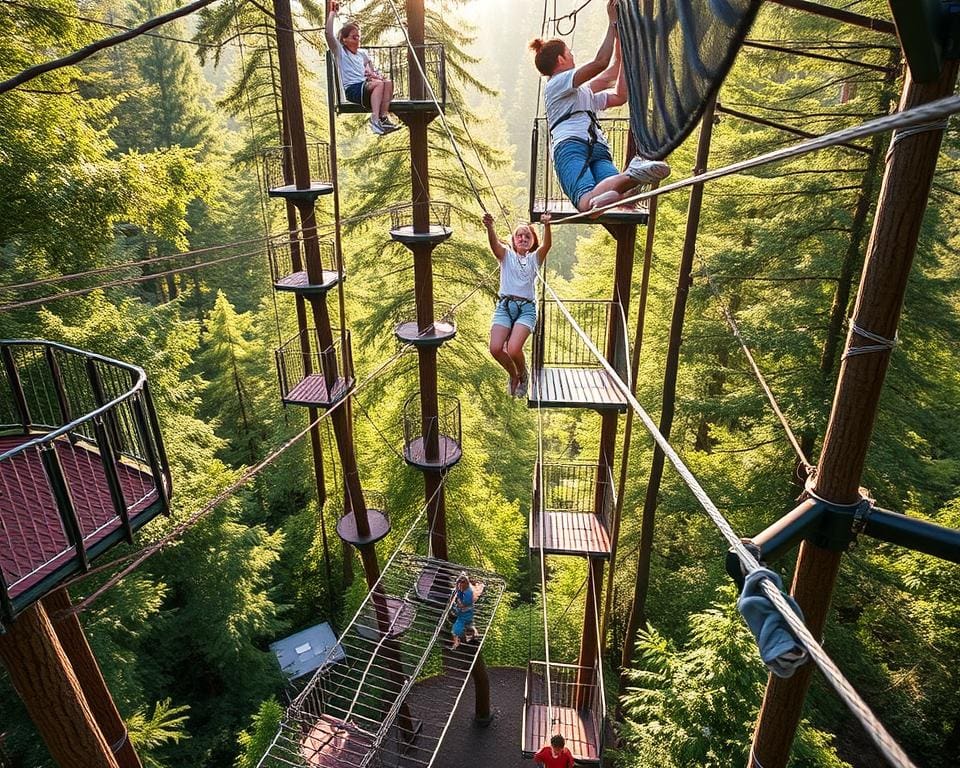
left=616, top=0, right=762, bottom=159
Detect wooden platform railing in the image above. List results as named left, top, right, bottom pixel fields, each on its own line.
left=0, top=340, right=170, bottom=625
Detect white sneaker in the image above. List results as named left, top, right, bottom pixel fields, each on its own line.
left=515, top=371, right=529, bottom=398
left=379, top=115, right=401, bottom=132
left=369, top=115, right=386, bottom=135
left=625, top=156, right=671, bottom=184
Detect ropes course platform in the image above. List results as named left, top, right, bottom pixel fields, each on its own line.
left=530, top=463, right=614, bottom=558
left=261, top=555, right=505, bottom=768
left=276, top=329, right=355, bottom=409
left=529, top=300, right=629, bottom=413
left=0, top=340, right=170, bottom=625
left=327, top=47, right=446, bottom=116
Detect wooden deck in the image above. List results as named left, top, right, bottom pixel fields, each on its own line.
left=522, top=703, right=600, bottom=765
left=528, top=367, right=627, bottom=412
left=0, top=434, right=160, bottom=608
left=274, top=269, right=341, bottom=295
left=284, top=374, right=353, bottom=408
left=301, top=714, right=376, bottom=768
left=529, top=510, right=610, bottom=558
left=402, top=435, right=462, bottom=470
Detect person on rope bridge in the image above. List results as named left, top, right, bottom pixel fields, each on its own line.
left=533, top=734, right=575, bottom=768
left=326, top=1, right=401, bottom=135
left=530, top=0, right=670, bottom=213
left=450, top=572, right=478, bottom=650
left=483, top=212, right=552, bottom=398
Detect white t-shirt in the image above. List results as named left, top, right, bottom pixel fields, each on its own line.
left=499, top=247, right=540, bottom=300
left=338, top=47, right=370, bottom=88
left=544, top=68, right=609, bottom=151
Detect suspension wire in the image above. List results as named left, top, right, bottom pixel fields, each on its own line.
left=450, top=96, right=511, bottom=223
left=564, top=93, right=960, bottom=224
left=537, top=274, right=918, bottom=768
left=550, top=0, right=597, bottom=37
left=700, top=260, right=813, bottom=470
left=0, top=0, right=220, bottom=95
left=0, top=247, right=268, bottom=312
left=0, top=0, right=222, bottom=49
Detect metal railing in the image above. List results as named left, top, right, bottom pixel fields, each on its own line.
left=523, top=660, right=606, bottom=761
left=534, top=462, right=616, bottom=536
left=0, top=340, right=170, bottom=623
left=267, top=233, right=337, bottom=285
left=262, top=142, right=332, bottom=193
left=327, top=45, right=446, bottom=110
left=533, top=299, right=627, bottom=378
left=529, top=116, right=640, bottom=215
left=402, top=392, right=461, bottom=459
left=389, top=201, right=451, bottom=232
left=274, top=328, right=353, bottom=404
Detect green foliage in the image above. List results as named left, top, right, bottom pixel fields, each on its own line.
left=127, top=698, right=192, bottom=768
left=234, top=699, right=284, bottom=768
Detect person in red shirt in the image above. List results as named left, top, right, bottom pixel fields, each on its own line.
left=534, top=734, right=574, bottom=768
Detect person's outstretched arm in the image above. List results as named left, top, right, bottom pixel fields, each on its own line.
left=604, top=47, right=629, bottom=108
left=573, top=0, right=618, bottom=87
left=589, top=32, right=621, bottom=93
left=483, top=213, right=506, bottom=260
left=537, top=214, right=552, bottom=265
left=325, top=1, right=340, bottom=52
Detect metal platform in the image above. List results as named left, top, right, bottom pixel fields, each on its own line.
left=527, top=368, right=628, bottom=412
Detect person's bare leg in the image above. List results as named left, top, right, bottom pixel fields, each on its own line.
left=506, top=324, right=532, bottom=380
left=369, top=80, right=385, bottom=121
left=381, top=80, right=394, bottom=118
left=490, top=324, right=519, bottom=389
left=577, top=173, right=638, bottom=211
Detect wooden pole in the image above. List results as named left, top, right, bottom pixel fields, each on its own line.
left=0, top=602, right=119, bottom=768
left=43, top=589, right=142, bottom=768
left=750, top=60, right=959, bottom=768
left=620, top=96, right=716, bottom=677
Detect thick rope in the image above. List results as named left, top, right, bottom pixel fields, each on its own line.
left=842, top=319, right=897, bottom=360
left=538, top=275, right=917, bottom=768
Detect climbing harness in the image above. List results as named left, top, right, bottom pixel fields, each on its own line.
left=497, top=295, right=535, bottom=325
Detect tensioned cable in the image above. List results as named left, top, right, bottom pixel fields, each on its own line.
left=0, top=0, right=221, bottom=49
left=701, top=261, right=812, bottom=470
left=0, top=0, right=220, bottom=95
left=0, top=247, right=268, bottom=312
left=537, top=274, right=917, bottom=768
left=564, top=93, right=960, bottom=224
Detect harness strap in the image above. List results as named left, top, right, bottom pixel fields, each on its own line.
left=550, top=109, right=604, bottom=186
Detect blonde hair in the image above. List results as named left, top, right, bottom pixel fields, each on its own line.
left=512, top=222, right=540, bottom=252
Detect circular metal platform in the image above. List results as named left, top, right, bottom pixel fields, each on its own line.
left=394, top=319, right=456, bottom=347
left=336, top=508, right=390, bottom=547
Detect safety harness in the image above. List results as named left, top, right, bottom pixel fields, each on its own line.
left=497, top=295, right=535, bottom=326
left=549, top=109, right=607, bottom=185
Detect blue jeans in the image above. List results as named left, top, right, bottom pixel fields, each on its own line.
left=554, top=139, right=618, bottom=207
left=492, top=296, right=537, bottom=331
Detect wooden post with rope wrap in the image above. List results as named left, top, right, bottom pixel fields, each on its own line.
left=749, top=59, right=960, bottom=768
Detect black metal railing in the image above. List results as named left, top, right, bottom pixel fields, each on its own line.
left=533, top=299, right=627, bottom=379
left=327, top=45, right=446, bottom=109
left=274, top=328, right=353, bottom=403
left=0, top=340, right=170, bottom=623
left=262, top=142, right=332, bottom=193
left=390, top=201, right=451, bottom=232
left=523, top=660, right=606, bottom=761
left=534, top=462, right=616, bottom=535
left=402, top=392, right=461, bottom=457
left=529, top=116, right=636, bottom=215
left=267, top=233, right=337, bottom=284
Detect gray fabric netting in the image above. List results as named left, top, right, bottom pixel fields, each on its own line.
left=617, top=0, right=762, bottom=159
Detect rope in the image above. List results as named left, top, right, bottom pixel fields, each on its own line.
left=842, top=319, right=897, bottom=360
left=537, top=274, right=918, bottom=768
left=0, top=0, right=220, bottom=95
left=563, top=93, right=960, bottom=224
left=701, top=261, right=812, bottom=469
left=550, top=0, right=597, bottom=37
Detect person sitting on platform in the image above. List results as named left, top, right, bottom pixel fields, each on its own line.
left=534, top=734, right=575, bottom=768
left=530, top=0, right=670, bottom=213
left=483, top=212, right=552, bottom=398
left=326, top=1, right=401, bottom=135
left=450, top=572, right=477, bottom=650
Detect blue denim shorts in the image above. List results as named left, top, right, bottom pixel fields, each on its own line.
left=554, top=139, right=619, bottom=207
left=344, top=81, right=367, bottom=106
left=492, top=296, right=537, bottom=331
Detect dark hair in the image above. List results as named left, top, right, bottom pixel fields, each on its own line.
left=550, top=734, right=565, bottom=749
left=529, top=38, right=566, bottom=76
left=338, top=21, right=360, bottom=43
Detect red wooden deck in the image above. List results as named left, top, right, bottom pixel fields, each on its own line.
left=301, top=714, right=375, bottom=768
left=529, top=510, right=611, bottom=557
left=284, top=374, right=352, bottom=408
left=0, top=434, right=159, bottom=604
left=528, top=368, right=628, bottom=412
left=522, top=703, right=600, bottom=764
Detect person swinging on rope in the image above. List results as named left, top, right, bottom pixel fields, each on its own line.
left=530, top=0, right=670, bottom=213
left=484, top=212, right=552, bottom=398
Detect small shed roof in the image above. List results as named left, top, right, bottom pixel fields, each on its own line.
left=269, top=621, right=345, bottom=681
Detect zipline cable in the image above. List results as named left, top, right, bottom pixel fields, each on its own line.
left=701, top=260, right=813, bottom=470
left=564, top=93, right=960, bottom=224
left=538, top=274, right=918, bottom=768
